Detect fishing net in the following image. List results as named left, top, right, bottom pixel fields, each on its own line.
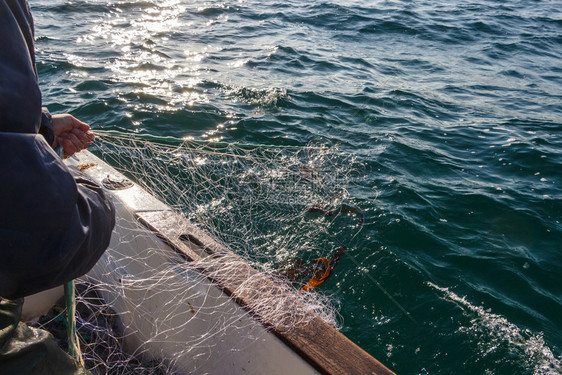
left=32, top=131, right=365, bottom=374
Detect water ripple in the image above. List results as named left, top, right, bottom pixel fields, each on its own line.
left=31, top=0, right=562, bottom=373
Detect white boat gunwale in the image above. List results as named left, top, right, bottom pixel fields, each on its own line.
left=136, top=209, right=394, bottom=375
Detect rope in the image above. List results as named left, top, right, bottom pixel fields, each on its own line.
left=57, top=145, right=84, bottom=364
left=64, top=281, right=83, bottom=365
left=92, top=129, right=328, bottom=150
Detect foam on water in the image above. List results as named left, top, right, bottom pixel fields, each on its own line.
left=428, top=282, right=562, bottom=375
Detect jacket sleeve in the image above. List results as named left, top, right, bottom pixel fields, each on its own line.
left=0, top=0, right=116, bottom=299
left=0, top=134, right=116, bottom=299
left=39, top=107, right=54, bottom=146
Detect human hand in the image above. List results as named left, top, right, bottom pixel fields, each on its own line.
left=51, top=114, right=95, bottom=158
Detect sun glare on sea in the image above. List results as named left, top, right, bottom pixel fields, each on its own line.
left=83, top=0, right=210, bottom=111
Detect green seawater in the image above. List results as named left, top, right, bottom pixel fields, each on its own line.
left=32, top=0, right=561, bottom=373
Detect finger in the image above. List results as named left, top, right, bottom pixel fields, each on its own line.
left=67, top=132, right=85, bottom=151
left=60, top=133, right=83, bottom=158
left=64, top=116, right=90, bottom=133
left=52, top=114, right=91, bottom=134
left=72, top=128, right=91, bottom=146
left=73, top=118, right=91, bottom=132
left=59, top=137, right=78, bottom=158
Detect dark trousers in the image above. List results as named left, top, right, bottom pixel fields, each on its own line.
left=0, top=298, right=90, bottom=375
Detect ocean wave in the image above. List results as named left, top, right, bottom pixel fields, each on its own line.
left=428, top=282, right=562, bottom=375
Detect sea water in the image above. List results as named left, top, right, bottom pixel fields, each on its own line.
left=32, top=0, right=561, bottom=373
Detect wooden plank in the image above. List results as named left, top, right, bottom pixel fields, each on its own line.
left=136, top=210, right=395, bottom=375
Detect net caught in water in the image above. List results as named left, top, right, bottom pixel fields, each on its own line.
left=35, top=131, right=365, bottom=374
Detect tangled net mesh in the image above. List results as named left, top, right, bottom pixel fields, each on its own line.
left=34, top=131, right=365, bottom=374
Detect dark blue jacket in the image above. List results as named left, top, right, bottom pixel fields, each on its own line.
left=0, top=0, right=115, bottom=299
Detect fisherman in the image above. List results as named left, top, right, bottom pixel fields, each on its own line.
left=0, top=0, right=116, bottom=373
